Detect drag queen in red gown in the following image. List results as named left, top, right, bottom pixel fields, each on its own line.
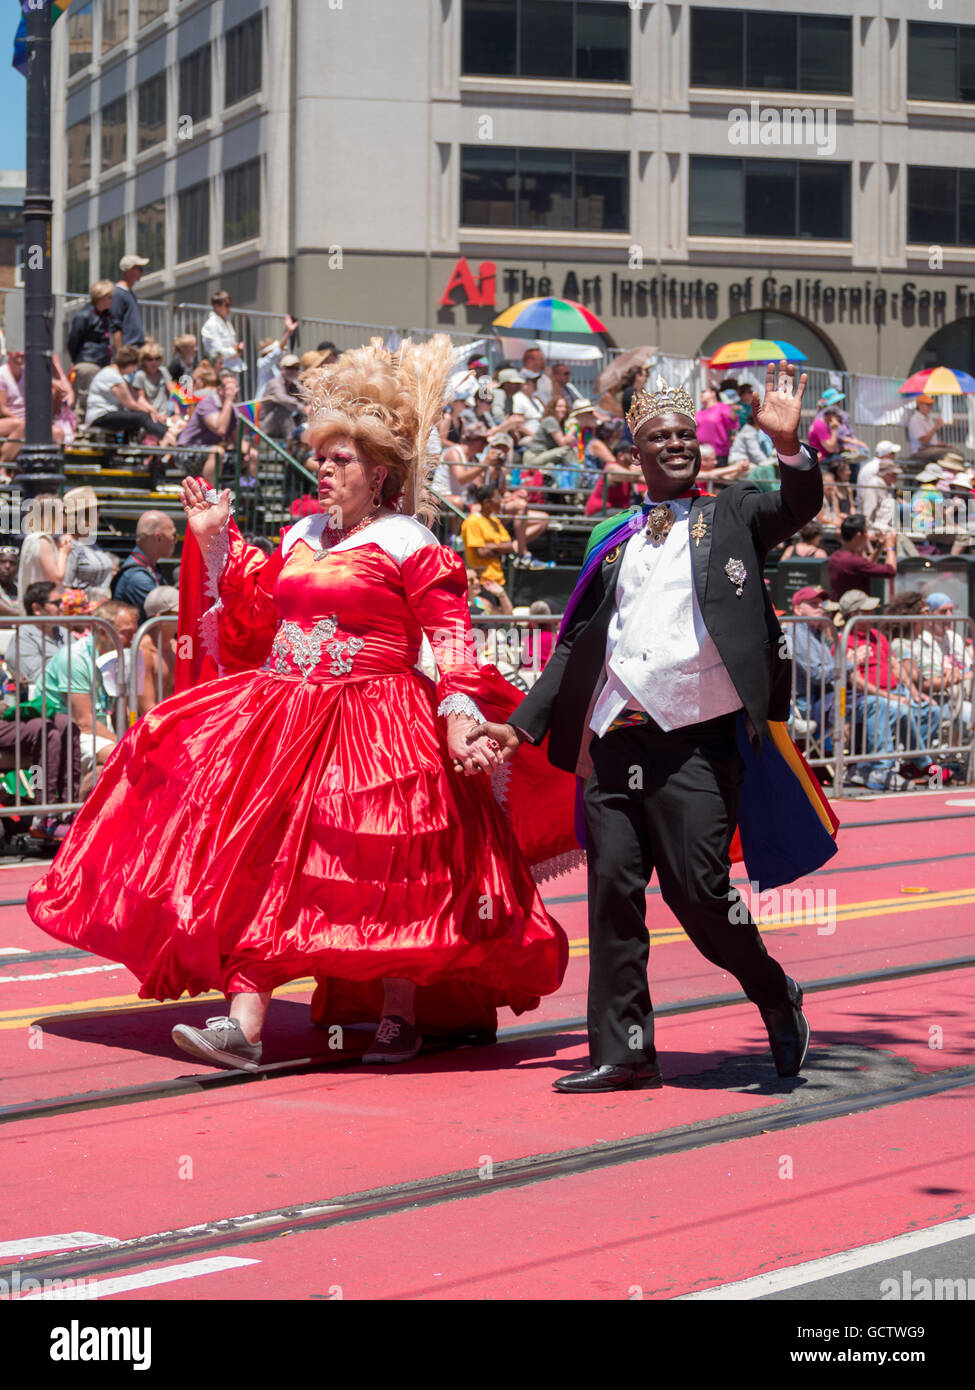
left=26, top=338, right=576, bottom=1069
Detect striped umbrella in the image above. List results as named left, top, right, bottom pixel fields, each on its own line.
left=708, top=338, right=807, bottom=368
left=899, top=367, right=975, bottom=396
left=492, top=297, right=610, bottom=345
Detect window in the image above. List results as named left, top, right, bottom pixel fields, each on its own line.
left=67, top=117, right=92, bottom=189
left=908, top=23, right=975, bottom=103
left=225, top=14, right=262, bottom=107
left=224, top=159, right=260, bottom=245
left=67, top=1, right=93, bottom=78
left=689, top=156, right=851, bottom=240
left=67, top=233, right=90, bottom=295
left=179, top=45, right=212, bottom=125
left=101, top=96, right=128, bottom=172
left=178, top=181, right=210, bottom=261
left=689, top=9, right=852, bottom=95
left=139, top=0, right=168, bottom=28
left=137, top=200, right=166, bottom=266
left=908, top=166, right=975, bottom=246
left=102, top=0, right=129, bottom=54
left=99, top=216, right=127, bottom=281
left=461, top=145, right=628, bottom=231
left=462, top=0, right=630, bottom=82
left=138, top=73, right=167, bottom=152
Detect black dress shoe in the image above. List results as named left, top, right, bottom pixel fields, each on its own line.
left=553, top=1061, right=663, bottom=1093
left=758, top=977, right=810, bottom=1077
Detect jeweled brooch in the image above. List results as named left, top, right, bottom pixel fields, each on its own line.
left=725, top=558, right=747, bottom=596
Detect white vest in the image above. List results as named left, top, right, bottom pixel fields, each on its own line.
left=589, top=498, right=743, bottom=736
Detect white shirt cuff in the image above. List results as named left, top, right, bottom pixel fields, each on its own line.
left=778, top=445, right=817, bottom=470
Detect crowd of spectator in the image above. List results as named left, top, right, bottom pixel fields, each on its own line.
left=786, top=584, right=971, bottom=792
left=0, top=251, right=973, bottom=832
left=0, top=488, right=183, bottom=843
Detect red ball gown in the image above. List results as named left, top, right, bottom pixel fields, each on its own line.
left=26, top=508, right=580, bottom=1036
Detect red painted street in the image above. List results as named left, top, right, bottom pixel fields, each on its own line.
left=2, top=787, right=974, bottom=1302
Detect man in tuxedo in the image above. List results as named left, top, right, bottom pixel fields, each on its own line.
left=474, top=363, right=823, bottom=1092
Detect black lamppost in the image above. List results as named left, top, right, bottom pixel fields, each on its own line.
left=18, top=0, right=66, bottom=500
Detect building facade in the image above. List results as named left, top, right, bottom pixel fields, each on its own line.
left=53, top=0, right=975, bottom=376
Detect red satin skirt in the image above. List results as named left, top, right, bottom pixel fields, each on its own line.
left=26, top=669, right=569, bottom=1032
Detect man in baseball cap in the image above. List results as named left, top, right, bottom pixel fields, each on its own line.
left=112, top=255, right=150, bottom=351
left=823, top=587, right=881, bottom=627
left=787, top=585, right=835, bottom=740
left=857, top=440, right=902, bottom=530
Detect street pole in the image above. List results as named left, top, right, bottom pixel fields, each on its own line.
left=18, top=0, right=66, bottom=500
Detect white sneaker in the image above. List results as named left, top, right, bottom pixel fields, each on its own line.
left=362, top=1015, right=423, bottom=1065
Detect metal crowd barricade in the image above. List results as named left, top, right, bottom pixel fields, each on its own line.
left=837, top=613, right=975, bottom=791
left=0, top=616, right=128, bottom=820
left=780, top=614, right=839, bottom=773
left=126, top=615, right=179, bottom=719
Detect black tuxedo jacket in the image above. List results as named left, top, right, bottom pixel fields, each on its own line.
left=512, top=447, right=823, bottom=776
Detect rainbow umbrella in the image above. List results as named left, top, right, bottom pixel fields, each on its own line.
left=899, top=367, right=975, bottom=396
left=708, top=339, right=806, bottom=368
left=492, top=297, right=610, bottom=344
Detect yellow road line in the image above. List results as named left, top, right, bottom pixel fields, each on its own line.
left=567, top=888, right=975, bottom=956
left=3, top=888, right=974, bottom=1029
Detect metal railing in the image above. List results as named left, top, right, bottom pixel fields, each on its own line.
left=0, top=616, right=128, bottom=819
left=782, top=612, right=975, bottom=793
left=126, top=614, right=179, bottom=720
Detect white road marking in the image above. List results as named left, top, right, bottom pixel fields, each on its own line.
left=19, top=1256, right=261, bottom=1299
left=0, top=963, right=123, bottom=984
left=0, top=1233, right=120, bottom=1258
left=0, top=947, right=29, bottom=956
left=677, top=1214, right=975, bottom=1299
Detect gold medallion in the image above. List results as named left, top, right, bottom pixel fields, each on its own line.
left=645, top=504, right=675, bottom=547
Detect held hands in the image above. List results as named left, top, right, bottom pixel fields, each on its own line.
left=446, top=716, right=506, bottom=777
left=469, top=721, right=524, bottom=764
left=181, top=477, right=232, bottom=539
left=753, top=361, right=808, bottom=454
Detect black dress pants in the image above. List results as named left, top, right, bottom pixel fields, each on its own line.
left=583, top=711, right=789, bottom=1067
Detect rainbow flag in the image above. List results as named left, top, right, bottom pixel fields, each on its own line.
left=13, top=1, right=73, bottom=76
left=234, top=400, right=261, bottom=428
left=169, top=383, right=201, bottom=411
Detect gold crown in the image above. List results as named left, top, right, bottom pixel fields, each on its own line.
left=626, top=375, right=696, bottom=437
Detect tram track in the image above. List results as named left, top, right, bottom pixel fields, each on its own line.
left=5, top=1055, right=975, bottom=1291
left=2, top=953, right=974, bottom=1129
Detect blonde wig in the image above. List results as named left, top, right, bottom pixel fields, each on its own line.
left=304, top=336, right=458, bottom=526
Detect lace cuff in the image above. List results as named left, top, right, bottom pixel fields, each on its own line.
left=437, top=693, right=485, bottom=723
